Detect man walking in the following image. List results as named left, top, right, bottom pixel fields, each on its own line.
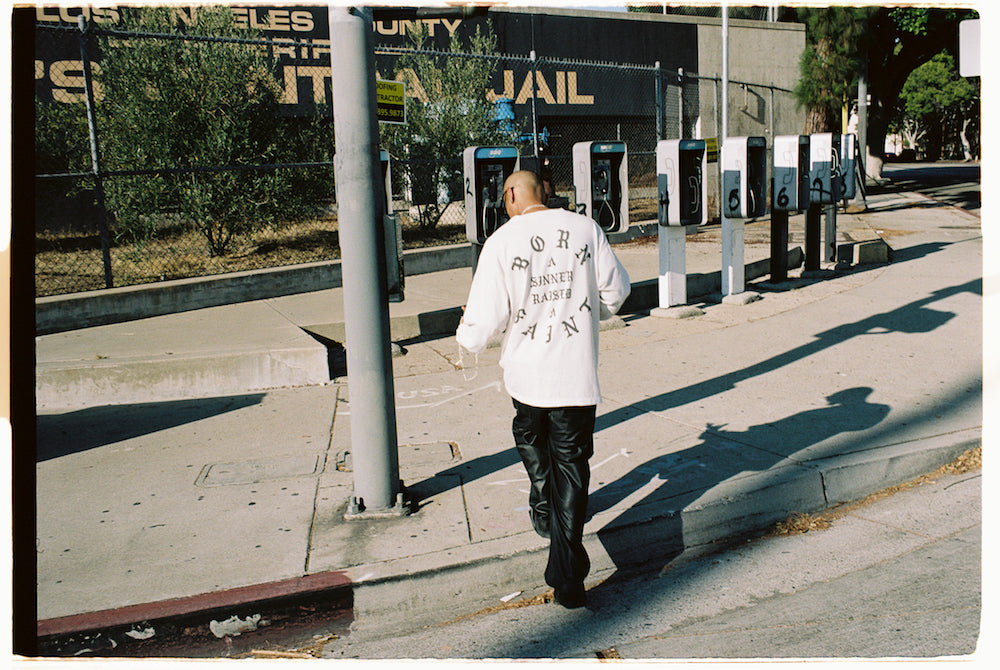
left=456, top=170, right=630, bottom=608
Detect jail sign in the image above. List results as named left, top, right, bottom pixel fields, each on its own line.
left=376, top=79, right=406, bottom=124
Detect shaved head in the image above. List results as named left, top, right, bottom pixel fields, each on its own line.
left=504, top=170, right=546, bottom=197
left=503, top=170, right=548, bottom=216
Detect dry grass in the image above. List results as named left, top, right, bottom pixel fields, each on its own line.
left=768, top=444, right=982, bottom=538
left=35, top=197, right=654, bottom=297
left=34, top=213, right=468, bottom=297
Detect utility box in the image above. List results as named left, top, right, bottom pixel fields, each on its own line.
left=772, top=135, right=810, bottom=212
left=656, top=139, right=707, bottom=227
left=573, top=141, right=629, bottom=233
left=463, top=146, right=519, bottom=244
left=721, top=136, right=768, bottom=219
left=380, top=149, right=403, bottom=302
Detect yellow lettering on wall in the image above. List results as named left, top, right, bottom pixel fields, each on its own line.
left=290, top=10, right=314, bottom=32
left=36, top=6, right=60, bottom=23
left=516, top=72, right=555, bottom=105
left=567, top=72, right=594, bottom=104
left=297, top=66, right=330, bottom=103
left=556, top=71, right=566, bottom=104
left=373, top=17, right=458, bottom=37
left=232, top=8, right=249, bottom=30
left=49, top=60, right=102, bottom=103
left=249, top=8, right=269, bottom=30
left=396, top=68, right=428, bottom=103
left=535, top=72, right=556, bottom=104
left=37, top=5, right=119, bottom=24
left=58, top=7, right=85, bottom=24
left=279, top=65, right=299, bottom=104
left=375, top=20, right=398, bottom=35
left=50, top=60, right=85, bottom=103
left=272, top=38, right=296, bottom=59
left=310, top=39, right=330, bottom=60
left=173, top=8, right=196, bottom=27
left=270, top=10, right=290, bottom=31
left=278, top=65, right=299, bottom=105
left=487, top=70, right=515, bottom=102
left=92, top=7, right=120, bottom=24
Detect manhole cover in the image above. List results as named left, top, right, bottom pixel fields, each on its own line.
left=196, top=453, right=324, bottom=487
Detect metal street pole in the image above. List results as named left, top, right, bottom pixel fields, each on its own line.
left=720, top=1, right=739, bottom=296
left=328, top=5, right=401, bottom=515
left=77, top=16, right=114, bottom=289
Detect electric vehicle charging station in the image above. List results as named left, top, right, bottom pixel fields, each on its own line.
left=380, top=149, right=404, bottom=302
left=770, top=135, right=810, bottom=283
left=464, top=145, right=520, bottom=245
left=806, top=132, right=838, bottom=268
left=837, top=133, right=857, bottom=201
left=808, top=132, right=855, bottom=264
left=722, top=136, right=768, bottom=219
left=772, top=135, right=811, bottom=213
left=572, top=141, right=629, bottom=234
left=808, top=132, right=838, bottom=205
left=720, top=136, right=767, bottom=300
left=652, top=139, right=707, bottom=315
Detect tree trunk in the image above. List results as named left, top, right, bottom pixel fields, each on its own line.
left=804, top=105, right=838, bottom=134
left=960, top=117, right=973, bottom=161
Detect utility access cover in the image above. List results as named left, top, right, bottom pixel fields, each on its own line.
left=196, top=453, right=324, bottom=487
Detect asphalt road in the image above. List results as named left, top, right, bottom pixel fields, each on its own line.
left=877, top=161, right=981, bottom=211
left=316, top=457, right=982, bottom=660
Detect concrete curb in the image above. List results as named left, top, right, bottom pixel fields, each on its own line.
left=35, top=244, right=474, bottom=336
left=340, top=429, right=977, bottom=635
left=37, top=571, right=354, bottom=639
left=35, top=345, right=330, bottom=410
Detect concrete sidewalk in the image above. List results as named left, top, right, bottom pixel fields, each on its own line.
left=33, top=189, right=982, bottom=654
left=35, top=218, right=805, bottom=410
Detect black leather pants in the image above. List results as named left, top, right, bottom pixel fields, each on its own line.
left=512, top=398, right=596, bottom=592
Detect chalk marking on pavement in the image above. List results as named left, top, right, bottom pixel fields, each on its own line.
left=591, top=448, right=630, bottom=472
left=488, top=478, right=530, bottom=486
left=336, top=380, right=502, bottom=415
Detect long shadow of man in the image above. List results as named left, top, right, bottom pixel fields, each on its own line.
left=588, top=386, right=890, bottom=600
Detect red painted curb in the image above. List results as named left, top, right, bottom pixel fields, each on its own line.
left=37, top=570, right=353, bottom=638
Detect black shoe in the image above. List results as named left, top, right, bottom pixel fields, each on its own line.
left=553, top=584, right=586, bottom=609
left=529, top=508, right=550, bottom=539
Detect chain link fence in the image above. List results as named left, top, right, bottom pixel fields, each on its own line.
left=34, top=17, right=796, bottom=298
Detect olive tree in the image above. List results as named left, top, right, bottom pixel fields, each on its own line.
left=378, top=22, right=518, bottom=230
left=95, top=5, right=333, bottom=256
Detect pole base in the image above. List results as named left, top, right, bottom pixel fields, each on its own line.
left=721, top=291, right=762, bottom=306
left=343, top=486, right=411, bottom=521
left=650, top=305, right=705, bottom=319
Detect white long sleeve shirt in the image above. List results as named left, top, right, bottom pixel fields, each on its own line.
left=456, top=207, right=631, bottom=408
